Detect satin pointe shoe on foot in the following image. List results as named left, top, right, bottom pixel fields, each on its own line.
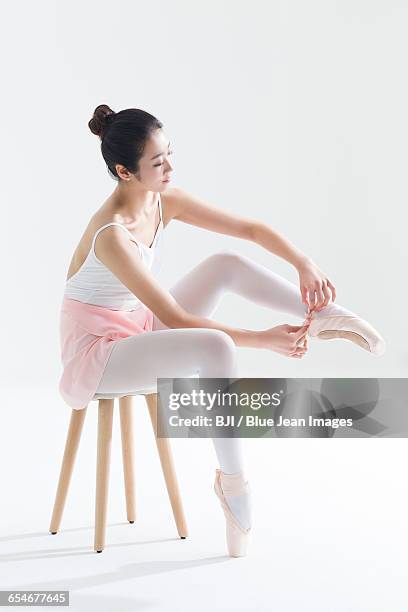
left=305, top=309, right=386, bottom=356
left=214, top=469, right=252, bottom=557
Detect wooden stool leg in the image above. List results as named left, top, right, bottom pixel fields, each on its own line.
left=94, top=399, right=114, bottom=553
left=145, top=393, right=188, bottom=539
left=119, top=396, right=136, bottom=523
left=49, top=407, right=87, bottom=535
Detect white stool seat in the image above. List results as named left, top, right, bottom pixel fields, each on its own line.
left=92, top=387, right=157, bottom=401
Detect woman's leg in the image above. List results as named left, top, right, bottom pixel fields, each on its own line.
left=149, top=248, right=349, bottom=533
left=148, top=249, right=356, bottom=530
left=150, top=250, right=316, bottom=479
left=167, top=250, right=382, bottom=354
left=96, top=326, right=251, bottom=532
left=96, top=326, right=246, bottom=475
left=97, top=327, right=238, bottom=392
left=152, top=250, right=354, bottom=333
left=104, top=249, right=327, bottom=535
left=151, top=251, right=298, bottom=479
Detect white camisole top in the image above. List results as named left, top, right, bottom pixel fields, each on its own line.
left=64, top=193, right=164, bottom=311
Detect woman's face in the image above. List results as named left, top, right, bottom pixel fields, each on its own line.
left=135, top=128, right=174, bottom=191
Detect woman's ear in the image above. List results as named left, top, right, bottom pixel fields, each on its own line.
left=115, top=164, right=132, bottom=181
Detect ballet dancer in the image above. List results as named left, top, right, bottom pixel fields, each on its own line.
left=60, top=104, right=385, bottom=558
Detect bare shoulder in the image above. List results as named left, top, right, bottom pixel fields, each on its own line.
left=92, top=217, right=138, bottom=255
left=87, top=186, right=190, bottom=248
left=160, top=186, right=187, bottom=224
left=91, top=187, right=182, bottom=228
left=65, top=208, right=126, bottom=282
left=92, top=187, right=181, bottom=248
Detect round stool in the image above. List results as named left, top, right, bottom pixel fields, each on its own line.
left=49, top=392, right=188, bottom=552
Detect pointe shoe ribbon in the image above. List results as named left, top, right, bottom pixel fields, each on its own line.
left=305, top=308, right=386, bottom=356
left=214, top=469, right=252, bottom=557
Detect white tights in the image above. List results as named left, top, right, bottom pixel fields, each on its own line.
left=96, top=250, right=353, bottom=475
left=96, top=250, right=356, bottom=531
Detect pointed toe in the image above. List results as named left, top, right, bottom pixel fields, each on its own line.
left=307, top=313, right=386, bottom=356
left=214, top=469, right=252, bottom=558
left=226, top=521, right=252, bottom=557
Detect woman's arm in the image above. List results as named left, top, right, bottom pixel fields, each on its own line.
left=250, top=222, right=311, bottom=269
left=167, top=187, right=336, bottom=312
left=251, top=223, right=336, bottom=311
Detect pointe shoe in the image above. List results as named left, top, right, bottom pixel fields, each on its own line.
left=214, top=468, right=252, bottom=557
left=306, top=310, right=386, bottom=356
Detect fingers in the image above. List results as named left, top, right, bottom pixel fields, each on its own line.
left=326, top=279, right=337, bottom=302
left=285, top=323, right=309, bottom=332
left=281, top=322, right=311, bottom=358
left=317, top=281, right=331, bottom=310
left=291, top=340, right=307, bottom=353
left=309, top=280, right=337, bottom=311
left=289, top=333, right=309, bottom=358
left=308, top=289, right=316, bottom=310
left=301, top=287, right=309, bottom=308
left=298, top=335, right=308, bottom=351
left=289, top=347, right=307, bottom=357
left=291, top=323, right=310, bottom=339
left=314, top=283, right=325, bottom=310
left=302, top=288, right=312, bottom=310
left=290, top=350, right=307, bottom=358
left=324, top=282, right=332, bottom=305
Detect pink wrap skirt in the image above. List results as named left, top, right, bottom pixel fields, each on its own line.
left=59, top=296, right=154, bottom=410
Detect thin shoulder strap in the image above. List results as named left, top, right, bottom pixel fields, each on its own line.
left=92, top=222, right=142, bottom=256
left=92, top=222, right=125, bottom=247
left=158, top=192, right=163, bottom=222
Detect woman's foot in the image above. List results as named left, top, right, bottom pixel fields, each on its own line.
left=214, top=468, right=252, bottom=557
left=304, top=305, right=386, bottom=356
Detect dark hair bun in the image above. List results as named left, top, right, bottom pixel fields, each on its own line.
left=88, top=104, right=115, bottom=138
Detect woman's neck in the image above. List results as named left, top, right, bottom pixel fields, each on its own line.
left=110, top=183, right=156, bottom=222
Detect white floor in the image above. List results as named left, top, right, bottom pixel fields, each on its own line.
left=1, top=386, right=407, bottom=612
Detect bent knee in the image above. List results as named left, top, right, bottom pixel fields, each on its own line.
left=195, top=328, right=236, bottom=360
left=210, top=249, right=241, bottom=263
left=208, top=329, right=236, bottom=353
left=205, top=250, right=244, bottom=285
left=195, top=329, right=237, bottom=376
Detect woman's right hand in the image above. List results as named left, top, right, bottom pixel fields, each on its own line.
left=256, top=323, right=310, bottom=358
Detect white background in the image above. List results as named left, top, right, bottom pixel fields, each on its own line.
left=1, top=2, right=407, bottom=611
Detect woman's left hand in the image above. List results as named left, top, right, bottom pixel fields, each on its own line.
left=297, top=259, right=337, bottom=312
